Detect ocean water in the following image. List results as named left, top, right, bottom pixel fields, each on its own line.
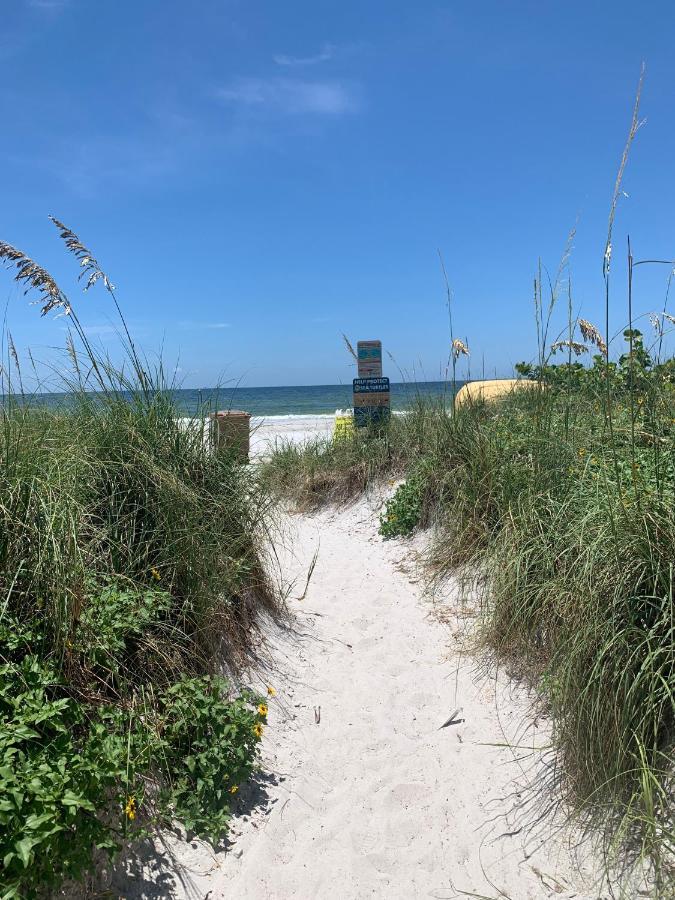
left=174, top=381, right=460, bottom=416
left=11, top=381, right=462, bottom=418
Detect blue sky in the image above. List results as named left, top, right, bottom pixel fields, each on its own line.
left=2, top=0, right=675, bottom=388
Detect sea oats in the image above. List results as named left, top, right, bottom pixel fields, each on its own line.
left=451, top=338, right=469, bottom=360
left=7, top=332, right=20, bottom=372
left=604, top=63, right=645, bottom=278
left=0, top=241, right=70, bottom=317
left=342, top=333, right=358, bottom=362
left=551, top=339, right=588, bottom=356
left=49, top=216, right=115, bottom=294
left=578, top=319, right=608, bottom=355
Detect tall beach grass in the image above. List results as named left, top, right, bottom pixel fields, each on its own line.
left=0, top=221, right=280, bottom=897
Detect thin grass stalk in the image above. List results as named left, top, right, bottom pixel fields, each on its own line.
left=602, top=67, right=645, bottom=508
left=438, top=250, right=457, bottom=398
left=627, top=235, right=640, bottom=509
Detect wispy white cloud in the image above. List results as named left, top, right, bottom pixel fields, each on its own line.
left=179, top=321, right=231, bottom=330
left=216, top=77, right=359, bottom=116
left=273, top=44, right=334, bottom=67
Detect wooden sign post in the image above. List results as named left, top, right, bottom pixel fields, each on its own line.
left=353, top=340, right=390, bottom=426
left=357, top=340, right=383, bottom=378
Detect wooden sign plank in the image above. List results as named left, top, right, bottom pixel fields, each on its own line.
left=353, top=375, right=390, bottom=426
left=353, top=392, right=390, bottom=407
left=357, top=340, right=383, bottom=378
left=353, top=376, right=389, bottom=393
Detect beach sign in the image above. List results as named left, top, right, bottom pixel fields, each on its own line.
left=353, top=376, right=390, bottom=427
left=357, top=340, right=383, bottom=378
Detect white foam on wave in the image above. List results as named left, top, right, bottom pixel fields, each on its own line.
left=251, top=413, right=336, bottom=424
left=177, top=413, right=336, bottom=424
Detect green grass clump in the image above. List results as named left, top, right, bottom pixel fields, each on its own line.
left=0, top=221, right=278, bottom=897
left=261, top=425, right=397, bottom=509
left=261, top=397, right=451, bottom=510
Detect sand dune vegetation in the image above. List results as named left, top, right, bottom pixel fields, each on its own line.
left=263, top=331, right=675, bottom=896
left=261, top=86, right=675, bottom=896
left=0, top=222, right=280, bottom=898
left=1, top=59, right=674, bottom=900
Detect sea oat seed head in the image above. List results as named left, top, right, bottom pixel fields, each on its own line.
left=49, top=217, right=116, bottom=293
left=451, top=338, right=469, bottom=361
left=0, top=240, right=69, bottom=316
left=551, top=340, right=588, bottom=356
left=578, top=319, right=608, bottom=355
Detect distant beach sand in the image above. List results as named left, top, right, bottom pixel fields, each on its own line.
left=185, top=412, right=417, bottom=459
left=250, top=414, right=335, bottom=457
left=178, top=413, right=335, bottom=459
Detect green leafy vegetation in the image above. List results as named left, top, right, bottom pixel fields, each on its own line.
left=261, top=398, right=449, bottom=510
left=158, top=677, right=266, bottom=843
left=0, top=221, right=277, bottom=898
left=379, top=474, right=425, bottom=538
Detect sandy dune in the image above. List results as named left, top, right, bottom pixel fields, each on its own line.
left=108, top=493, right=603, bottom=900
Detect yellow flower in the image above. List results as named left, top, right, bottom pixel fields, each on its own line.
left=267, top=686, right=276, bottom=697
left=150, top=567, right=161, bottom=581
left=253, top=722, right=264, bottom=738
left=257, top=702, right=268, bottom=717
left=124, top=796, right=136, bottom=821
left=230, top=785, right=239, bottom=795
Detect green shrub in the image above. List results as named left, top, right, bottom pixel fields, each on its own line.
left=158, top=676, right=266, bottom=843
left=379, top=476, right=424, bottom=537
left=0, top=619, right=266, bottom=897
left=0, top=648, right=145, bottom=898
left=74, top=580, right=174, bottom=674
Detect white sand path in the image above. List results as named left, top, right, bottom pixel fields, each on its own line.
left=112, top=496, right=601, bottom=900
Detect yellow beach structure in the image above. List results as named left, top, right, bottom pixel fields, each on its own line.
left=454, top=378, right=540, bottom=408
